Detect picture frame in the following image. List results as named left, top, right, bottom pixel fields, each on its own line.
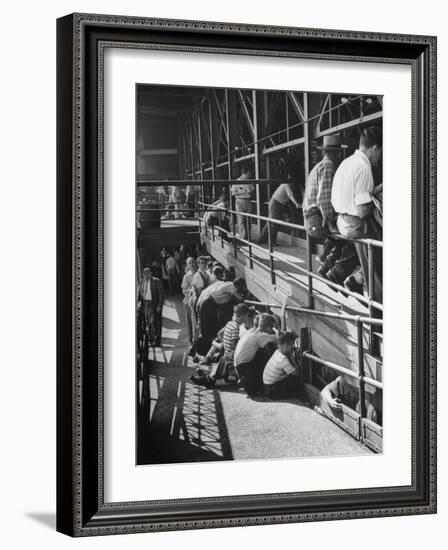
left=56, top=13, right=437, bottom=536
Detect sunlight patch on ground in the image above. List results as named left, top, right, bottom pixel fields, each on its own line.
left=178, top=383, right=225, bottom=457
left=162, top=301, right=180, bottom=323
left=161, top=328, right=181, bottom=341
left=150, top=347, right=173, bottom=364
left=149, top=375, right=164, bottom=422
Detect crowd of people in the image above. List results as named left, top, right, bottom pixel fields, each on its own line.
left=201, top=126, right=383, bottom=306
left=177, top=255, right=302, bottom=399
left=138, top=249, right=379, bottom=413
left=138, top=126, right=383, bottom=408
left=303, top=127, right=383, bottom=304
left=138, top=248, right=305, bottom=400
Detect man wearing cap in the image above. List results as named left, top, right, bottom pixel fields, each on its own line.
left=303, top=134, right=346, bottom=237
left=303, top=134, right=358, bottom=283
left=138, top=266, right=165, bottom=347
left=331, top=126, right=382, bottom=301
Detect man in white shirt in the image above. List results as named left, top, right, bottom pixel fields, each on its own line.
left=331, top=126, right=382, bottom=301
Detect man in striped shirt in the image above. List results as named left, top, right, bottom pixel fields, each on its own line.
left=263, top=332, right=300, bottom=399
left=190, top=303, right=250, bottom=388
left=234, top=314, right=278, bottom=396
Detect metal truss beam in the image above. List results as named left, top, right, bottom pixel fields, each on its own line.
left=316, top=111, right=383, bottom=137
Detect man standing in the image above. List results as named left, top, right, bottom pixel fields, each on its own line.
left=138, top=266, right=165, bottom=347
left=331, top=126, right=382, bottom=301
left=231, top=164, right=254, bottom=241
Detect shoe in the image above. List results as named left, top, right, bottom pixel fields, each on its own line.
left=326, top=272, right=348, bottom=298
left=196, top=368, right=210, bottom=376
left=344, top=275, right=364, bottom=295
left=190, top=375, right=215, bottom=389
left=316, top=266, right=328, bottom=279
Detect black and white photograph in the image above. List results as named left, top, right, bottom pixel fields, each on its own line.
left=135, top=84, right=383, bottom=465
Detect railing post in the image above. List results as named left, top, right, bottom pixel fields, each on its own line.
left=306, top=231, right=314, bottom=308
left=232, top=202, right=237, bottom=258
left=246, top=216, right=253, bottom=268
left=367, top=241, right=377, bottom=355
left=300, top=327, right=312, bottom=388
left=357, top=319, right=367, bottom=442
left=267, top=219, right=276, bottom=285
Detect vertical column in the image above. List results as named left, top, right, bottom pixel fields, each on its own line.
left=303, top=92, right=314, bottom=308
left=208, top=99, right=216, bottom=199
left=253, top=90, right=261, bottom=232
left=225, top=89, right=236, bottom=253
left=263, top=91, right=270, bottom=217
left=197, top=109, right=204, bottom=205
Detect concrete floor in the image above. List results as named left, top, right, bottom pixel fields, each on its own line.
left=137, top=295, right=372, bottom=465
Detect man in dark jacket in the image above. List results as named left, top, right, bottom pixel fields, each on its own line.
left=138, top=266, right=165, bottom=347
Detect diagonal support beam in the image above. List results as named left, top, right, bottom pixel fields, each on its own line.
left=288, top=92, right=305, bottom=121
left=237, top=90, right=255, bottom=135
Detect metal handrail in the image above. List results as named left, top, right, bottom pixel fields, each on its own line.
left=198, top=212, right=383, bottom=312
left=243, top=299, right=383, bottom=327
left=196, top=200, right=383, bottom=249
left=303, top=351, right=383, bottom=391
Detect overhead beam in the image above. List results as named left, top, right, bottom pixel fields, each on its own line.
left=262, top=136, right=305, bottom=155
left=139, top=148, right=178, bottom=156
left=316, top=111, right=383, bottom=137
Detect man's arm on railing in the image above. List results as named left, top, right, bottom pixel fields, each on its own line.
left=357, top=202, right=374, bottom=219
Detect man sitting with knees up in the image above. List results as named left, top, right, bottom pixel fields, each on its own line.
left=190, top=303, right=250, bottom=389
left=234, top=313, right=278, bottom=397
left=263, top=331, right=301, bottom=399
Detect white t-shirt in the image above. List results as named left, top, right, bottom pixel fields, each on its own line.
left=331, top=150, right=374, bottom=216
left=197, top=281, right=236, bottom=307
left=263, top=349, right=296, bottom=385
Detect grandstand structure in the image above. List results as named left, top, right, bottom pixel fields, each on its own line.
left=136, top=84, right=383, bottom=456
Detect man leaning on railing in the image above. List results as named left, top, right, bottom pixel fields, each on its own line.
left=331, top=126, right=383, bottom=304
left=303, top=134, right=359, bottom=287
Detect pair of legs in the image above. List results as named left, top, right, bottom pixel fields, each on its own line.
left=338, top=214, right=382, bottom=303
left=257, top=198, right=287, bottom=245
left=305, top=207, right=360, bottom=287
left=236, top=347, right=271, bottom=397
left=191, top=354, right=234, bottom=388
left=234, top=198, right=252, bottom=241
left=167, top=268, right=179, bottom=294
left=142, top=300, right=162, bottom=346
left=264, top=374, right=300, bottom=400
left=184, top=302, right=194, bottom=344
